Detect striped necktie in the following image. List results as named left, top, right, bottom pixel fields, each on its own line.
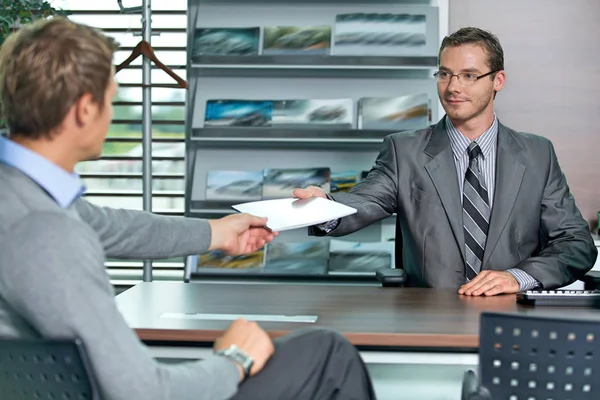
left=463, top=142, right=490, bottom=281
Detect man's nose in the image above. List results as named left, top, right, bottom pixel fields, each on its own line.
left=446, top=75, right=462, bottom=93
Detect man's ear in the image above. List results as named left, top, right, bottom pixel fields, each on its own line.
left=493, top=70, right=506, bottom=93
left=73, top=93, right=97, bottom=128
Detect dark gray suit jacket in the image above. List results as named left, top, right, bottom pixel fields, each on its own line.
left=313, top=119, right=597, bottom=289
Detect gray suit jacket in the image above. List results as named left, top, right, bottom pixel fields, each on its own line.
left=313, top=119, right=597, bottom=289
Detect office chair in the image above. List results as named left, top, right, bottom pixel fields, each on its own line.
left=0, top=338, right=99, bottom=400
left=375, top=225, right=407, bottom=287
left=462, top=312, right=600, bottom=400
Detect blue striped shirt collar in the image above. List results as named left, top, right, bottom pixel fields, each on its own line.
left=0, top=135, right=85, bottom=208
left=445, top=115, right=499, bottom=160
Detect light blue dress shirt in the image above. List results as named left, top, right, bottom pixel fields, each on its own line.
left=0, top=135, right=85, bottom=208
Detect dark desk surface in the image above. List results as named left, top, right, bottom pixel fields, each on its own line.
left=115, top=282, right=600, bottom=351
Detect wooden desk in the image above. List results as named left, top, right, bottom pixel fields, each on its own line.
left=115, top=281, right=600, bottom=352
left=115, top=282, right=600, bottom=400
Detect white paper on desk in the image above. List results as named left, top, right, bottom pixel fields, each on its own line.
left=232, top=197, right=357, bottom=232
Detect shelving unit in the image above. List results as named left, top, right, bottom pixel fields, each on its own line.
left=183, top=0, right=449, bottom=282
left=190, top=127, right=397, bottom=149
left=191, top=54, right=438, bottom=70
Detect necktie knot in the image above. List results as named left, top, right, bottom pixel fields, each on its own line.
left=468, top=142, right=482, bottom=161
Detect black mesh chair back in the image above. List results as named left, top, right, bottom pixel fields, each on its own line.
left=0, top=338, right=98, bottom=400
left=477, top=312, right=600, bottom=400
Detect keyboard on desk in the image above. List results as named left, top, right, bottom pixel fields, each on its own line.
left=516, top=289, right=600, bottom=307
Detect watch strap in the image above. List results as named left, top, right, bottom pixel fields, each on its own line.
left=215, top=345, right=253, bottom=379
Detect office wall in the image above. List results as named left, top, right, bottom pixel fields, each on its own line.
left=448, top=0, right=600, bottom=229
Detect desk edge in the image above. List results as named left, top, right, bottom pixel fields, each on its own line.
left=135, top=328, right=479, bottom=350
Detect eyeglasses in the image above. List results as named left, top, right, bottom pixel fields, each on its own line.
left=433, top=70, right=499, bottom=86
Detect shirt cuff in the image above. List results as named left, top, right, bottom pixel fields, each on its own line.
left=316, top=194, right=340, bottom=232
left=507, top=268, right=541, bottom=291
left=316, top=218, right=340, bottom=232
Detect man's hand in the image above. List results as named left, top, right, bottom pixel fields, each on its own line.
left=292, top=185, right=327, bottom=200
left=458, top=270, right=520, bottom=296
left=214, top=318, right=275, bottom=381
left=208, top=213, right=277, bottom=256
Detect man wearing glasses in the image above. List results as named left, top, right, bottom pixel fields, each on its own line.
left=295, top=27, right=597, bottom=296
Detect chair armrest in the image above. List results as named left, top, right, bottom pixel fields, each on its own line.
left=461, top=370, right=491, bottom=400
left=375, top=268, right=406, bottom=287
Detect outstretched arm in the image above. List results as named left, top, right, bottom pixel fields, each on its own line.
left=295, top=135, right=399, bottom=237
left=75, top=199, right=275, bottom=259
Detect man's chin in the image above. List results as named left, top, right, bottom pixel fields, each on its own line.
left=445, top=110, right=470, bottom=122
left=81, top=152, right=102, bottom=162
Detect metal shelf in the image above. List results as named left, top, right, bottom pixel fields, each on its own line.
left=189, top=269, right=379, bottom=282
left=191, top=55, right=437, bottom=71
left=189, top=126, right=397, bottom=149
left=189, top=201, right=236, bottom=216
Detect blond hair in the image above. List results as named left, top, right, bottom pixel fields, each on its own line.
left=0, top=17, right=119, bottom=138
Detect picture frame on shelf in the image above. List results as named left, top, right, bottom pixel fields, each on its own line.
left=263, top=26, right=332, bottom=55
left=196, top=248, right=266, bottom=270
left=263, top=241, right=330, bottom=275
left=358, top=93, right=430, bottom=130
left=192, top=27, right=260, bottom=58
left=205, top=170, right=263, bottom=202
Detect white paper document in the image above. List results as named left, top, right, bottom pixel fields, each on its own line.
left=232, top=197, right=357, bottom=232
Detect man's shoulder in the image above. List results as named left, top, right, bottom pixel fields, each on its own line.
left=500, top=124, right=553, bottom=148
left=0, top=167, right=91, bottom=241
left=0, top=164, right=65, bottom=230
left=0, top=171, right=30, bottom=237
left=385, top=125, right=435, bottom=146
left=3, top=210, right=89, bottom=240
left=0, top=209, right=101, bottom=265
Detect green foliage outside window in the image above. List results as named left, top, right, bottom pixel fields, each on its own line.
left=0, top=0, right=70, bottom=131
left=104, top=92, right=186, bottom=156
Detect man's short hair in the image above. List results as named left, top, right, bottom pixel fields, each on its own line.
left=439, top=27, right=504, bottom=74
left=0, top=17, right=119, bottom=139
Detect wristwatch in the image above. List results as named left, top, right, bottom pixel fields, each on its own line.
left=215, top=344, right=254, bottom=379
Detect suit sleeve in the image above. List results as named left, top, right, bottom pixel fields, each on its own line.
left=309, top=135, right=399, bottom=237
left=515, top=141, right=597, bottom=288
left=75, top=199, right=212, bottom=259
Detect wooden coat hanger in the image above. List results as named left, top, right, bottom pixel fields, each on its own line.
left=116, top=40, right=188, bottom=89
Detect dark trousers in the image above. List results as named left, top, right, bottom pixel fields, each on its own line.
left=231, top=328, right=377, bottom=400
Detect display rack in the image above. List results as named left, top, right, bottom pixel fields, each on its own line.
left=183, top=0, right=448, bottom=282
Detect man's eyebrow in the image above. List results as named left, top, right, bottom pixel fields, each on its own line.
left=461, top=67, right=483, bottom=73
left=438, top=66, right=483, bottom=73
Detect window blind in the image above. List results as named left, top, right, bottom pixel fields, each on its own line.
left=56, top=0, right=188, bottom=292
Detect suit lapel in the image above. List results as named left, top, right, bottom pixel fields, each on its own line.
left=483, top=123, right=526, bottom=265
left=424, top=120, right=466, bottom=264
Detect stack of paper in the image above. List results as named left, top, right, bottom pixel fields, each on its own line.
left=232, top=197, right=357, bottom=231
